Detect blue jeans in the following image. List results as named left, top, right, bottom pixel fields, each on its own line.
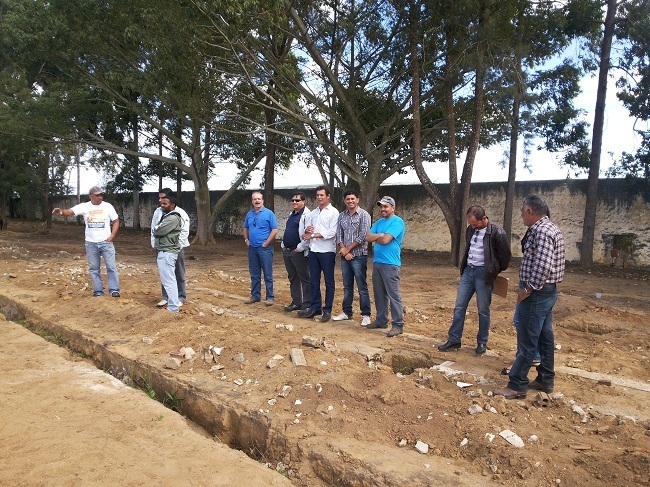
left=372, top=263, right=404, bottom=327
left=341, top=255, right=371, bottom=317
left=447, top=266, right=493, bottom=345
left=248, top=245, right=274, bottom=300
left=514, top=299, right=541, bottom=362
left=157, top=251, right=180, bottom=312
left=85, top=241, right=120, bottom=296
left=161, top=248, right=186, bottom=302
left=508, top=283, right=558, bottom=392
left=308, top=251, right=336, bottom=313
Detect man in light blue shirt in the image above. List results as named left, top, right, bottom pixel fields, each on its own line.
left=365, top=196, right=405, bottom=337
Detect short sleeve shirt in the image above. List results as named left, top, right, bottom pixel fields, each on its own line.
left=244, top=207, right=278, bottom=247
left=70, top=201, right=118, bottom=243
left=370, top=215, right=405, bottom=266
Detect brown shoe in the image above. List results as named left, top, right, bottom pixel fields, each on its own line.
left=492, top=387, right=527, bottom=400
left=529, top=380, right=553, bottom=393
left=244, top=297, right=260, bottom=304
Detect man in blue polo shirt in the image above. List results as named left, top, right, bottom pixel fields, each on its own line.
left=243, top=191, right=278, bottom=305
left=365, top=195, right=406, bottom=337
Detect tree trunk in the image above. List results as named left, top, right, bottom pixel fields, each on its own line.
left=158, top=130, right=163, bottom=192
left=504, top=76, right=522, bottom=239
left=263, top=108, right=276, bottom=211
left=75, top=145, right=81, bottom=205
left=581, top=0, right=617, bottom=266
left=193, top=148, right=213, bottom=244
left=131, top=117, right=140, bottom=231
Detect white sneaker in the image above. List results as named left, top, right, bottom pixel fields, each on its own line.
left=157, top=300, right=168, bottom=307
left=178, top=301, right=184, bottom=307
left=360, top=316, right=371, bottom=327
left=332, top=312, right=350, bottom=321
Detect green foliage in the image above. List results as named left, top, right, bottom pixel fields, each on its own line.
left=611, top=0, right=650, bottom=179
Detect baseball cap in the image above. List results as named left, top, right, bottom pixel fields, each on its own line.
left=377, top=196, right=395, bottom=207
left=89, top=186, right=104, bottom=195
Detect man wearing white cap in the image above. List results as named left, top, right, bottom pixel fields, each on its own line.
left=53, top=186, right=121, bottom=297
left=365, top=196, right=405, bottom=337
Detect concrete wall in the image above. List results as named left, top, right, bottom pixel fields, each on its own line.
left=52, top=179, right=650, bottom=266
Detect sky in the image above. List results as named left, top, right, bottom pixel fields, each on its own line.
left=70, top=72, right=643, bottom=195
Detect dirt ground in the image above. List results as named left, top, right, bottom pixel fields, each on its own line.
left=1, top=219, right=649, bottom=486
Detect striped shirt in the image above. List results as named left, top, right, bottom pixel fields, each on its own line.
left=335, top=207, right=371, bottom=257
left=520, top=216, right=565, bottom=290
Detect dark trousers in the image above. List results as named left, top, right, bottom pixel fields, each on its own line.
left=308, top=251, right=336, bottom=313
left=283, top=248, right=310, bottom=308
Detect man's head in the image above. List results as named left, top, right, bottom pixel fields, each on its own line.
left=343, top=189, right=360, bottom=212
left=251, top=191, right=264, bottom=210
left=158, top=187, right=175, bottom=206
left=160, top=195, right=177, bottom=213
left=376, top=196, right=396, bottom=218
left=89, top=186, right=104, bottom=205
left=315, top=185, right=331, bottom=209
left=466, top=205, right=489, bottom=230
left=291, top=192, right=306, bottom=212
left=521, top=195, right=549, bottom=227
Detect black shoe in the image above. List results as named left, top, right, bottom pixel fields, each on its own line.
left=320, top=312, right=331, bottom=323
left=111, top=291, right=120, bottom=298
left=298, top=308, right=322, bottom=318
left=475, top=344, right=487, bottom=355
left=366, top=321, right=388, bottom=329
left=438, top=340, right=461, bottom=352
left=284, top=303, right=301, bottom=312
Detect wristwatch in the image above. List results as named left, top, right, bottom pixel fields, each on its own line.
left=311, top=233, right=316, bottom=239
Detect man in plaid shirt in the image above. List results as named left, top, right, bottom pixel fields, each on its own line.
left=332, top=190, right=372, bottom=326
left=493, top=194, right=565, bottom=399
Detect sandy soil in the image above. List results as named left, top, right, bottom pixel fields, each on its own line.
left=0, top=220, right=649, bottom=486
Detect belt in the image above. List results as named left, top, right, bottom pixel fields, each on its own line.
left=284, top=247, right=296, bottom=251
left=467, top=264, right=484, bottom=268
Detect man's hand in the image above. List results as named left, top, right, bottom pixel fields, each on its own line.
left=517, top=287, right=531, bottom=304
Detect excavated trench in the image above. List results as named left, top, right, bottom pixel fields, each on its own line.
left=0, top=295, right=478, bottom=486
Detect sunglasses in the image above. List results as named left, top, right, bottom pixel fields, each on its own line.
left=291, top=199, right=302, bottom=202
left=473, top=229, right=479, bottom=243
left=253, top=215, right=257, bottom=227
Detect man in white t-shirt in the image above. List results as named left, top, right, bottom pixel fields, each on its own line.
left=53, top=186, right=121, bottom=297
left=150, top=188, right=190, bottom=307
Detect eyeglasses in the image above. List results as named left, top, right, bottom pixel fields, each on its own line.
left=291, top=199, right=302, bottom=202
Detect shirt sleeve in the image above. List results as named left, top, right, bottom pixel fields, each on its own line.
left=385, top=217, right=404, bottom=240
left=356, top=211, right=371, bottom=245
left=527, top=232, right=557, bottom=289
left=154, top=214, right=180, bottom=237
left=335, top=213, right=344, bottom=245
left=319, top=208, right=339, bottom=240
left=108, top=204, right=119, bottom=221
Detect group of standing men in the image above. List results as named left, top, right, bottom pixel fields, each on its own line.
left=55, top=185, right=564, bottom=399
left=54, top=186, right=189, bottom=314
left=243, top=186, right=406, bottom=337
left=436, top=196, right=565, bottom=400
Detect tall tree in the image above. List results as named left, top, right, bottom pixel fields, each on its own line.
left=0, top=0, right=265, bottom=243
left=607, top=0, right=650, bottom=179
left=581, top=0, right=619, bottom=266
